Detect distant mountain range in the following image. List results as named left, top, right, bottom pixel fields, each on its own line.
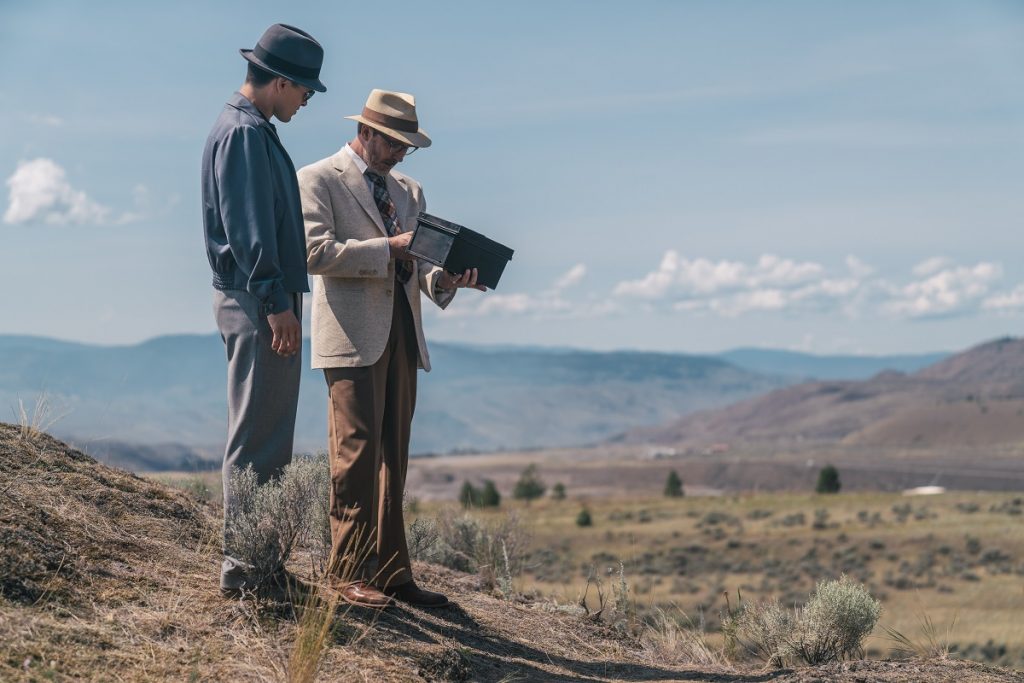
left=620, top=337, right=1024, bottom=450
left=0, top=334, right=949, bottom=470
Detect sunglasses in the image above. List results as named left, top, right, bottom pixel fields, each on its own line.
left=290, top=81, right=315, bottom=102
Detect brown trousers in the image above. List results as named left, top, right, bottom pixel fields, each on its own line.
left=324, top=287, right=416, bottom=588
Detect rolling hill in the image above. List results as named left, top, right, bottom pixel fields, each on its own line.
left=621, top=337, right=1024, bottom=450
left=0, top=334, right=790, bottom=468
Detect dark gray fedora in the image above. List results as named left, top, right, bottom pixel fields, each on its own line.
left=240, top=24, right=326, bottom=93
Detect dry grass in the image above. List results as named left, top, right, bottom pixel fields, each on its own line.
left=4, top=424, right=1024, bottom=682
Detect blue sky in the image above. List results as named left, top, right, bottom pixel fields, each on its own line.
left=2, top=0, right=1023, bottom=354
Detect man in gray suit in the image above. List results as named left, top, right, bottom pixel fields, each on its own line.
left=201, top=24, right=326, bottom=597
left=299, top=89, right=485, bottom=608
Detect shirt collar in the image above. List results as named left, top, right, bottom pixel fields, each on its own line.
left=343, top=143, right=368, bottom=174
left=228, top=91, right=275, bottom=132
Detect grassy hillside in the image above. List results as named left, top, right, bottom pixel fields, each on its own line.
left=5, top=425, right=1023, bottom=681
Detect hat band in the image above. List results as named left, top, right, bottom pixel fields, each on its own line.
left=253, top=44, right=319, bottom=80
left=361, top=107, right=418, bottom=134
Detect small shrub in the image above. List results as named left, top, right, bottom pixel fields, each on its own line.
left=430, top=509, right=529, bottom=591
left=224, top=457, right=328, bottom=592
left=728, top=575, right=881, bottom=668
left=576, top=508, right=593, bottom=527
left=407, top=517, right=439, bottom=561
left=788, top=575, right=881, bottom=664
left=551, top=482, right=566, bottom=500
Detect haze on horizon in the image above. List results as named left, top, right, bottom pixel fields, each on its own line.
left=2, top=1, right=1023, bottom=356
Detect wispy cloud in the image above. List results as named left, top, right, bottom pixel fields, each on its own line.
left=4, top=158, right=110, bottom=225
left=984, top=284, right=1024, bottom=312
left=439, top=263, right=592, bottom=319
left=26, top=113, right=64, bottom=127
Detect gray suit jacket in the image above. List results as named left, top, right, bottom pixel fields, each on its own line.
left=202, top=93, right=309, bottom=315
left=297, top=148, right=454, bottom=371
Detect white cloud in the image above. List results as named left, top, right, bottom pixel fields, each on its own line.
left=983, top=284, right=1024, bottom=312
left=553, top=263, right=586, bottom=290
left=4, top=158, right=110, bottom=225
left=613, top=251, right=826, bottom=301
left=912, top=256, right=951, bottom=278
left=433, top=250, right=1024, bottom=325
left=614, top=251, right=849, bottom=316
left=884, top=262, right=1002, bottom=318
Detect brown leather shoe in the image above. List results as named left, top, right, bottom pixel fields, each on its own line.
left=336, top=580, right=393, bottom=609
left=382, top=580, right=449, bottom=608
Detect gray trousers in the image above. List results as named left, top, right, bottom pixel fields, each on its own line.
left=213, top=289, right=302, bottom=583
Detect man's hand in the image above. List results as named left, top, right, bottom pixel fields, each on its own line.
left=439, top=267, right=487, bottom=292
left=388, top=232, right=414, bottom=260
left=267, top=309, right=301, bottom=357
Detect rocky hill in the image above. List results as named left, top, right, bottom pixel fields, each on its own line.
left=621, top=337, right=1024, bottom=451
left=3, top=425, right=1022, bottom=681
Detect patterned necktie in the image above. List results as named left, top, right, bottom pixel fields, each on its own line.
left=365, top=171, right=412, bottom=284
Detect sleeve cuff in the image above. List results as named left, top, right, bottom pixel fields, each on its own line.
left=261, top=289, right=293, bottom=316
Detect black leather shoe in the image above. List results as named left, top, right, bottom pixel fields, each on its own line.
left=382, top=580, right=449, bottom=608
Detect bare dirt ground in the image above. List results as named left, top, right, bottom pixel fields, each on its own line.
left=3, top=423, right=1023, bottom=682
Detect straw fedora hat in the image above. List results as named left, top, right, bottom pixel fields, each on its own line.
left=346, top=89, right=431, bottom=149
left=240, top=24, right=327, bottom=93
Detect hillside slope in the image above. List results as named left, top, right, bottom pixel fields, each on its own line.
left=3, top=425, right=1022, bottom=682
left=622, top=337, right=1024, bottom=450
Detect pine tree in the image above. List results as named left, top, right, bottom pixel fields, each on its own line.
left=512, top=464, right=546, bottom=503
left=459, top=480, right=481, bottom=508
left=664, top=469, right=684, bottom=498
left=576, top=507, right=593, bottom=527
left=551, top=482, right=566, bottom=500
left=479, top=479, right=501, bottom=507
left=816, top=465, right=841, bottom=494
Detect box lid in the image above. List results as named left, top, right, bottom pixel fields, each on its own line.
left=417, top=212, right=514, bottom=261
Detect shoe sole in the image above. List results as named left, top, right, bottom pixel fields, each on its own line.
left=338, top=593, right=393, bottom=609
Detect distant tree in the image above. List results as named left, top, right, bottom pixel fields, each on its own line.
left=664, top=470, right=684, bottom=498
left=512, top=464, right=546, bottom=503
left=479, top=479, right=501, bottom=507
left=459, top=480, right=481, bottom=508
left=551, top=482, right=566, bottom=500
left=816, top=465, right=841, bottom=494
left=576, top=507, right=593, bottom=527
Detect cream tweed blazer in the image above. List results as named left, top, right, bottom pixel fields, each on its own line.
left=297, top=148, right=454, bottom=371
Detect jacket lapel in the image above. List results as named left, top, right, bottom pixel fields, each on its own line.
left=332, top=151, right=388, bottom=236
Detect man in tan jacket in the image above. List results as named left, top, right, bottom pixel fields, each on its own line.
left=298, top=89, right=484, bottom=608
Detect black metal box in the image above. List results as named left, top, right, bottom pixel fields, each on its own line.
left=408, top=212, right=514, bottom=289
